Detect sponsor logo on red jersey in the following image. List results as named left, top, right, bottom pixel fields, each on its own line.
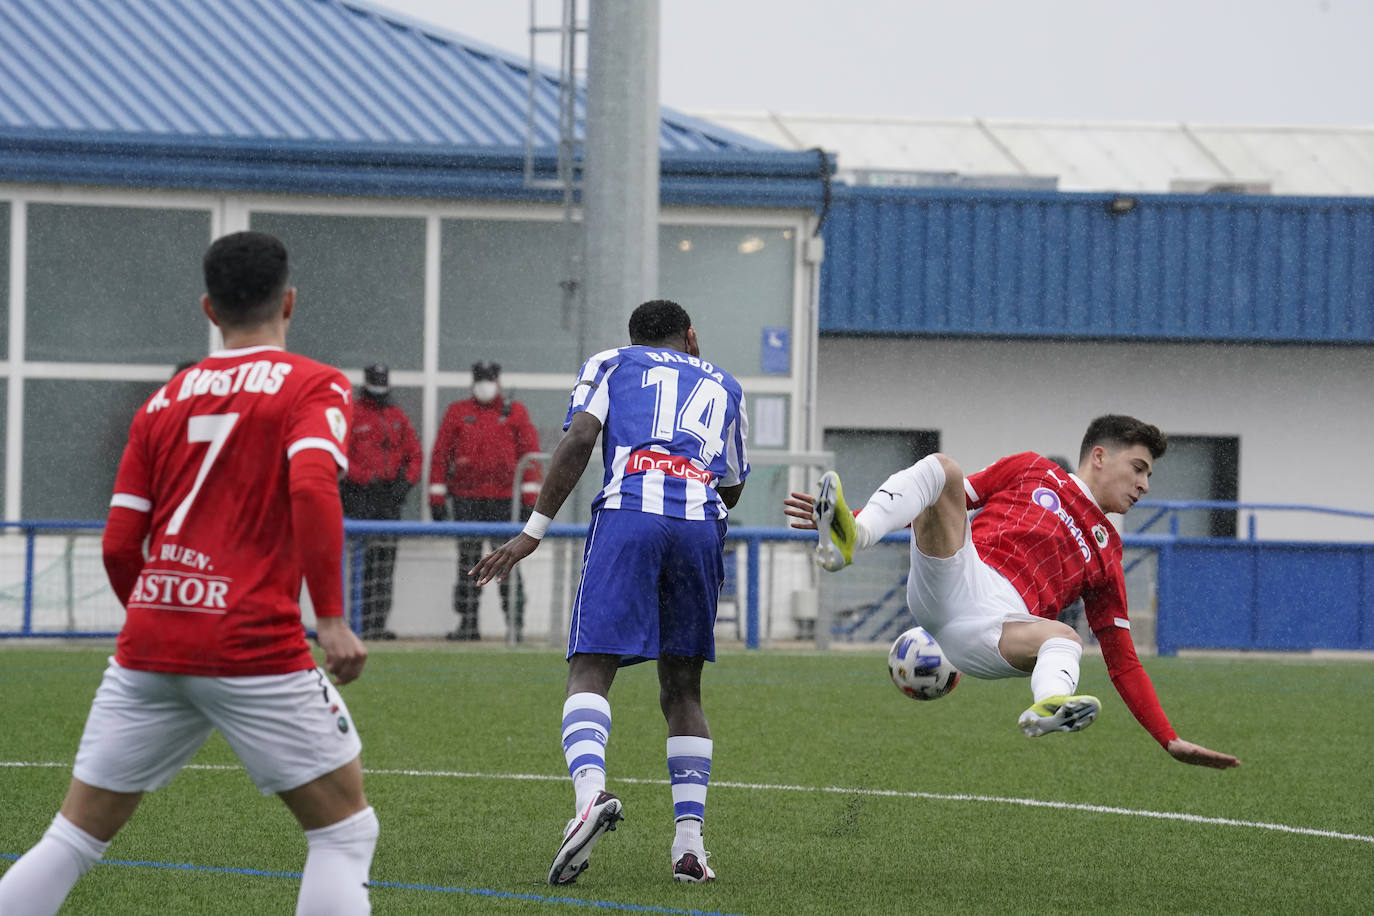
left=625, top=449, right=715, bottom=483
left=1031, top=486, right=1092, bottom=561
left=128, top=570, right=230, bottom=614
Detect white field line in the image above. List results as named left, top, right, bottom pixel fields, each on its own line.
left=6, top=760, right=1372, bottom=846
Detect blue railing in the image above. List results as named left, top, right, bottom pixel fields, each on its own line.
left=342, top=520, right=817, bottom=650
left=1129, top=499, right=1374, bottom=539
left=4, top=506, right=1372, bottom=652
left=0, top=520, right=107, bottom=638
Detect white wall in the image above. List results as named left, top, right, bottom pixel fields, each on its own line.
left=816, top=337, right=1374, bottom=542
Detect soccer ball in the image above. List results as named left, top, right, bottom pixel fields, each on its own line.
left=887, top=626, right=961, bottom=700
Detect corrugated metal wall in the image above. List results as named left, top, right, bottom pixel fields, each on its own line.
left=820, top=187, right=1374, bottom=343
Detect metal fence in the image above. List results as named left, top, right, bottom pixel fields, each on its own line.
left=3, top=502, right=1372, bottom=653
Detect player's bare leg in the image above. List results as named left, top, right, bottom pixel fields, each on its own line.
left=1000, top=620, right=1101, bottom=737
left=58, top=778, right=143, bottom=841
left=279, top=758, right=377, bottom=916
left=658, top=654, right=707, bottom=737
left=0, top=778, right=140, bottom=914
left=551, top=653, right=624, bottom=885
left=658, top=655, right=715, bottom=883
left=998, top=618, right=1081, bottom=673
left=567, top=652, right=619, bottom=697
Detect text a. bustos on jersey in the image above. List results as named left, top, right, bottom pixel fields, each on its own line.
left=146, top=361, right=294, bottom=413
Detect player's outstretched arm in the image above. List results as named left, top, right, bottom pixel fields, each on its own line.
left=315, top=616, right=367, bottom=685
left=1093, top=623, right=1242, bottom=768
left=784, top=491, right=818, bottom=529
left=1166, top=738, right=1241, bottom=769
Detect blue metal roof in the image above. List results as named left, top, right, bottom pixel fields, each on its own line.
left=0, top=0, right=768, bottom=152
left=820, top=186, right=1374, bottom=345
left=0, top=0, right=833, bottom=206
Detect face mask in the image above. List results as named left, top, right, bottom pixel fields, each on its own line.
left=472, top=381, right=498, bottom=404
left=364, top=384, right=389, bottom=398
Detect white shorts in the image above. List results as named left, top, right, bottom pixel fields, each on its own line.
left=73, top=659, right=363, bottom=796
left=904, top=522, right=1040, bottom=680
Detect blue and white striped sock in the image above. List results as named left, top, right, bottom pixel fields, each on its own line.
left=667, top=735, right=712, bottom=841
left=562, top=692, right=611, bottom=812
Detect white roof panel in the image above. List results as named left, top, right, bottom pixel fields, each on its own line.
left=1189, top=126, right=1374, bottom=196
left=694, top=112, right=1019, bottom=178
left=691, top=111, right=1374, bottom=197
left=992, top=122, right=1225, bottom=192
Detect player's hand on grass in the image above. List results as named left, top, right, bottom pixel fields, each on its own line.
left=315, top=616, right=368, bottom=685
left=1167, top=737, right=1240, bottom=769
left=470, top=534, right=540, bottom=586
left=784, top=491, right=819, bottom=529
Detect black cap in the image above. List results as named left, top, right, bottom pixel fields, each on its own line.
left=472, top=361, right=501, bottom=382
left=364, top=363, right=389, bottom=388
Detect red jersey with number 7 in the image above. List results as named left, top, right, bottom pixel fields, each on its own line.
left=108, top=346, right=352, bottom=676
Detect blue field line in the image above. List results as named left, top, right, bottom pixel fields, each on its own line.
left=0, top=853, right=744, bottom=915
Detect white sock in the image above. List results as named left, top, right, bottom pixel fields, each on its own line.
left=562, top=693, right=611, bottom=813
left=1030, top=637, right=1083, bottom=702
left=673, top=816, right=704, bottom=856
left=854, top=455, right=947, bottom=549
left=296, top=806, right=378, bottom=916
left=0, top=813, right=109, bottom=916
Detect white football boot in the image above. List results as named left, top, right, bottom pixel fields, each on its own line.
left=547, top=791, right=624, bottom=885
left=671, top=849, right=715, bottom=883
left=1017, top=694, right=1102, bottom=737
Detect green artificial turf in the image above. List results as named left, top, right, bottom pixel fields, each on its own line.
left=2, top=645, right=1370, bottom=914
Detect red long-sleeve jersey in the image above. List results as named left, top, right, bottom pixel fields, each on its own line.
left=428, top=395, right=541, bottom=506
left=103, top=347, right=350, bottom=677
left=965, top=452, right=1177, bottom=746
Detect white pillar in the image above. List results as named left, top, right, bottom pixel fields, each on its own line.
left=581, top=0, right=660, bottom=355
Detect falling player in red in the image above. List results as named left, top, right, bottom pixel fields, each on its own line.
left=786, top=414, right=1239, bottom=770
left=0, top=232, right=379, bottom=915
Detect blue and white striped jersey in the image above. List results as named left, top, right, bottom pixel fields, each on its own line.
left=564, top=345, right=750, bottom=520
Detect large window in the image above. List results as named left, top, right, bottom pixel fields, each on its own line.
left=23, top=380, right=157, bottom=519
left=5, top=196, right=813, bottom=523
left=660, top=224, right=795, bottom=376
left=250, top=213, right=425, bottom=371
left=437, top=220, right=800, bottom=380
left=26, top=204, right=209, bottom=364
left=439, top=219, right=582, bottom=374
left=1126, top=435, right=1240, bottom=538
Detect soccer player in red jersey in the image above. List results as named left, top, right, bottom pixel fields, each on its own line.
left=0, top=232, right=378, bottom=915
left=786, top=415, right=1239, bottom=770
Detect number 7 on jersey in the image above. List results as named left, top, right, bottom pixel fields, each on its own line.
left=165, top=413, right=240, bottom=535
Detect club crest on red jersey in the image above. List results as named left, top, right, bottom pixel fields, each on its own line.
left=326, top=406, right=347, bottom=443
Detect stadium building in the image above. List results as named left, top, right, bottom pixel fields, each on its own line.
left=1, top=0, right=1370, bottom=647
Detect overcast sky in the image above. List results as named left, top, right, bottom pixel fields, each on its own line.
left=364, top=0, right=1373, bottom=127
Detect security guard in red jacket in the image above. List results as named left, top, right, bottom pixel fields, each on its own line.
left=429, top=361, right=541, bottom=641
left=342, top=363, right=422, bottom=639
